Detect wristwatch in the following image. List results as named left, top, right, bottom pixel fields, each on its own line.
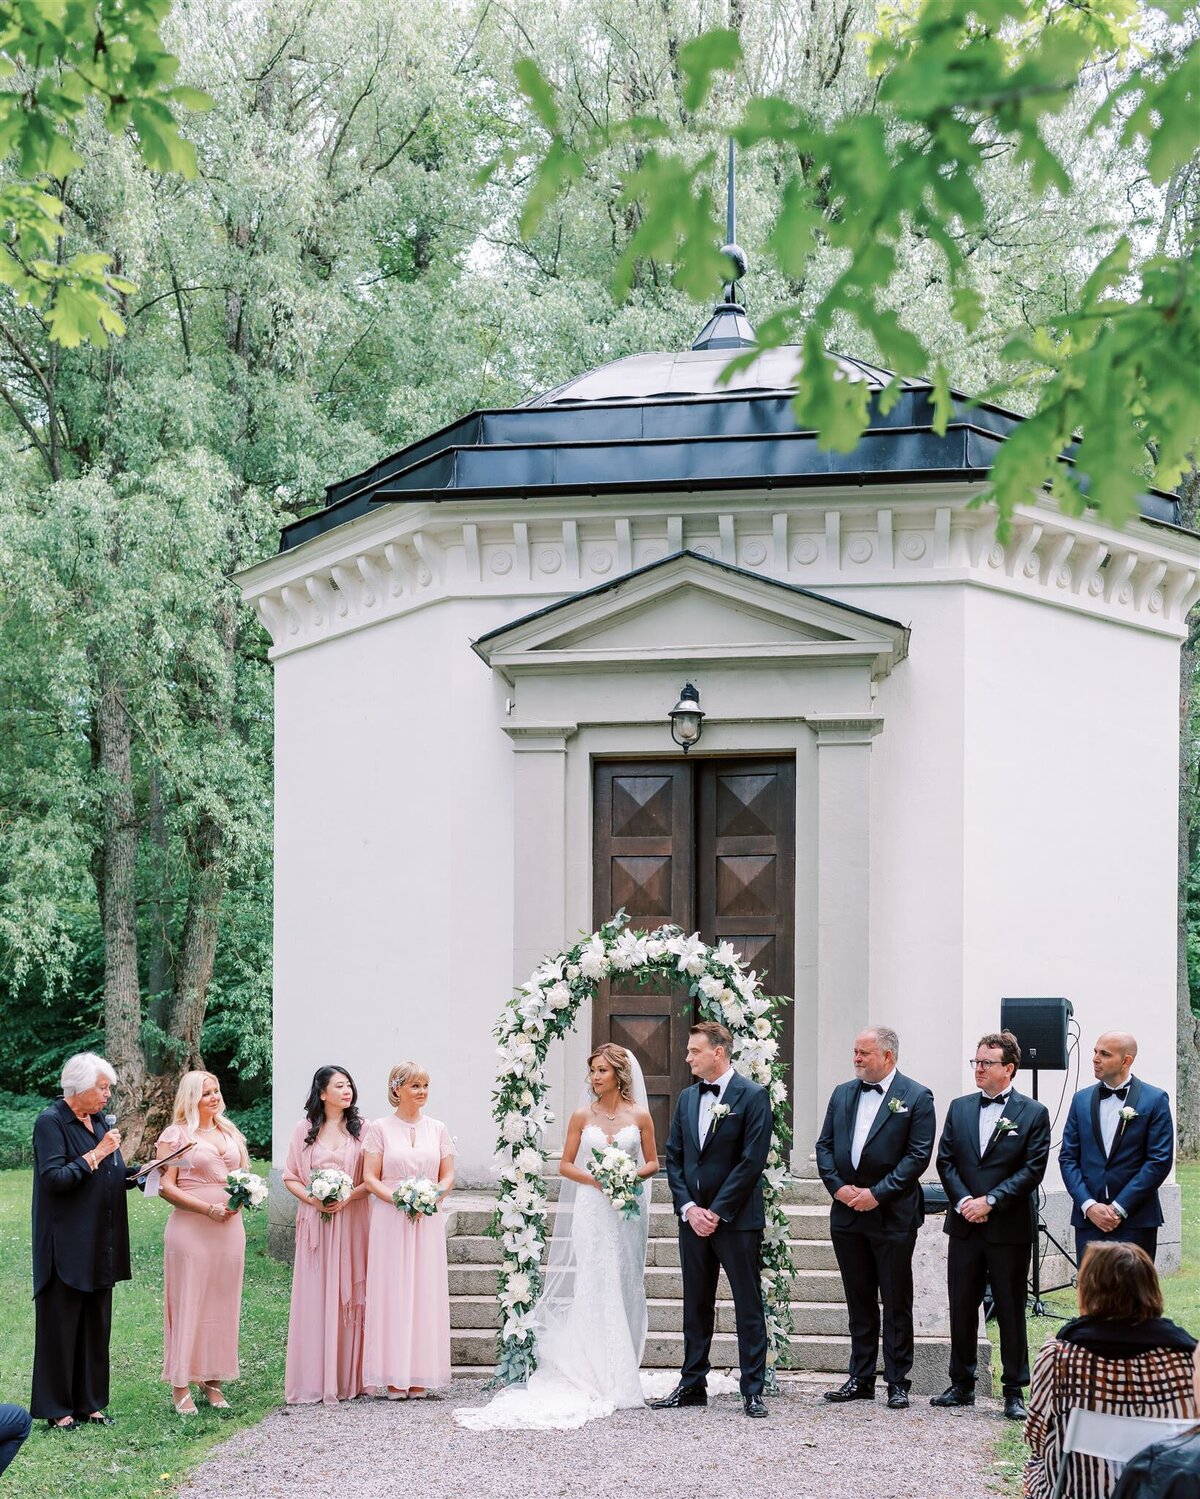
left=985, top=1193, right=997, bottom=1207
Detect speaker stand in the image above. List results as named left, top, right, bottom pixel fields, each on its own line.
left=1027, top=1061, right=1077, bottom=1315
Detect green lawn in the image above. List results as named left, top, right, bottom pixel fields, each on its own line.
left=987, top=1161, right=1200, bottom=1495
left=0, top=1167, right=291, bottom=1499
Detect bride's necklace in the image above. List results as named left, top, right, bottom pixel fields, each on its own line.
left=591, top=1099, right=621, bottom=1122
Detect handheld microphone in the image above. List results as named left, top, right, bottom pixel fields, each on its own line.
left=103, top=1113, right=117, bottom=1130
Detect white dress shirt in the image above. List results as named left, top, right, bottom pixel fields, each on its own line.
left=978, top=1088, right=1012, bottom=1156
left=1082, top=1075, right=1133, bottom=1217
left=681, top=1066, right=736, bottom=1222
left=850, top=1067, right=895, bottom=1170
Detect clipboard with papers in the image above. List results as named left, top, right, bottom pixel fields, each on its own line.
left=137, top=1138, right=196, bottom=1195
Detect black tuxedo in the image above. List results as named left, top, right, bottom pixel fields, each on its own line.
left=815, top=1070, right=935, bottom=1386
left=665, top=1072, right=773, bottom=1397
left=936, top=1087, right=1050, bottom=1392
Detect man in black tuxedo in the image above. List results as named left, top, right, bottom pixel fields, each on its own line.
left=933, top=1030, right=1051, bottom=1422
left=652, top=1021, right=774, bottom=1418
left=816, top=1026, right=935, bottom=1410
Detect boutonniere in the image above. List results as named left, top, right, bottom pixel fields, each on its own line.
left=994, top=1117, right=1018, bottom=1135
left=709, top=1103, right=731, bottom=1132
left=887, top=1097, right=908, bottom=1114
left=1118, top=1105, right=1138, bottom=1136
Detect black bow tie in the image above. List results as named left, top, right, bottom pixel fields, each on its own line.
left=859, top=1081, right=883, bottom=1095
left=1099, top=1084, right=1129, bottom=1101
left=981, top=1093, right=1010, bottom=1109
left=698, top=1081, right=721, bottom=1097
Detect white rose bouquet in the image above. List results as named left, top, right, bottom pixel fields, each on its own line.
left=308, top=1166, right=354, bottom=1222
left=225, top=1168, right=269, bottom=1212
left=392, top=1176, right=441, bottom=1220
left=590, top=1145, right=643, bottom=1221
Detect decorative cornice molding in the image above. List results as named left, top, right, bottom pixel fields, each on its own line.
left=237, top=492, right=1200, bottom=658
left=806, top=716, right=886, bottom=745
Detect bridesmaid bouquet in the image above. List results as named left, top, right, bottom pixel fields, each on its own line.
left=226, top=1168, right=269, bottom=1212
left=308, top=1166, right=354, bottom=1222
left=590, top=1145, right=643, bottom=1220
left=392, top=1176, right=441, bottom=1220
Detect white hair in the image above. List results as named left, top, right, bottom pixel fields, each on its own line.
left=61, top=1052, right=116, bottom=1098
left=866, top=1026, right=900, bottom=1062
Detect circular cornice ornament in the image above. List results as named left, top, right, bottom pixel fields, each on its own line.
left=792, top=539, right=819, bottom=565
left=487, top=912, right=795, bottom=1388
left=537, top=550, right=563, bottom=574
left=847, top=537, right=874, bottom=563
left=490, top=551, right=514, bottom=576
left=590, top=550, right=614, bottom=574
left=900, top=535, right=926, bottom=560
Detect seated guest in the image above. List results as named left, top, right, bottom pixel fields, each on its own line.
left=0, top=1405, right=31, bottom=1475
left=31, top=1052, right=140, bottom=1429
left=1024, top=1242, right=1199, bottom=1499
left=1111, top=1427, right=1200, bottom=1499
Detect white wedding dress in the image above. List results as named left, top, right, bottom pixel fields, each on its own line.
left=454, top=1122, right=649, bottom=1431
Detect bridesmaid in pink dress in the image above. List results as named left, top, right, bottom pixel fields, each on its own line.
left=362, top=1062, right=456, bottom=1397
left=283, top=1065, right=370, bottom=1404
left=155, top=1071, right=248, bottom=1415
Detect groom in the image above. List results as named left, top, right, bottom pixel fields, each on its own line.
left=651, top=1021, right=774, bottom=1419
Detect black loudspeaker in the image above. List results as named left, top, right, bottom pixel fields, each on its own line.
left=999, top=996, right=1073, bottom=1071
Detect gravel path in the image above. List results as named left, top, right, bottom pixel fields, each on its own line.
left=180, top=1380, right=1013, bottom=1499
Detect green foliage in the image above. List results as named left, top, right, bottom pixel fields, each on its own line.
left=509, top=0, right=1200, bottom=529
left=0, top=0, right=209, bottom=343
left=0, top=1091, right=46, bottom=1167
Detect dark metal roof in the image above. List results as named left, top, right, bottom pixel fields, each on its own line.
left=280, top=347, right=1181, bottom=553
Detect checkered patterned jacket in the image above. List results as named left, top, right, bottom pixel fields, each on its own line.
left=1023, top=1338, right=1198, bottom=1499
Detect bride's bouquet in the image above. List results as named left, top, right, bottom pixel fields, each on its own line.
left=308, top=1166, right=354, bottom=1222
left=590, top=1145, right=643, bottom=1220
left=225, top=1168, right=269, bottom=1212
left=392, top=1176, right=441, bottom=1220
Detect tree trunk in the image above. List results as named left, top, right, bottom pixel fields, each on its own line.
left=1176, top=463, right=1200, bottom=1156
left=94, top=664, right=145, bottom=1140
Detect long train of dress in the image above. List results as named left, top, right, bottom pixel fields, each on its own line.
left=454, top=1124, right=648, bottom=1431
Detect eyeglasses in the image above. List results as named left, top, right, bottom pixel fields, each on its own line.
left=970, top=1058, right=1006, bottom=1069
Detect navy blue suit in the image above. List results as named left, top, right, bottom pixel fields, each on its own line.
left=1059, top=1076, right=1173, bottom=1263
left=664, top=1072, right=772, bottom=1397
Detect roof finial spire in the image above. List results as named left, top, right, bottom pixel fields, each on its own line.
left=690, top=136, right=755, bottom=351
left=720, top=136, right=748, bottom=306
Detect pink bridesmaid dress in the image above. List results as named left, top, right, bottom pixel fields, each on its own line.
left=283, top=1120, right=368, bottom=1404
left=362, top=1114, right=456, bottom=1392
left=157, top=1123, right=245, bottom=1387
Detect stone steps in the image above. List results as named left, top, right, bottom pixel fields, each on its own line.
left=459, top=1177, right=831, bottom=1206
left=446, top=1233, right=842, bottom=1271
left=451, top=1327, right=963, bottom=1373
left=450, top=1294, right=851, bottom=1337
left=446, top=1263, right=848, bottom=1302
left=446, top=1198, right=835, bottom=1239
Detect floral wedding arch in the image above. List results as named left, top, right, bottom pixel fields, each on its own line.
left=488, top=909, right=796, bottom=1385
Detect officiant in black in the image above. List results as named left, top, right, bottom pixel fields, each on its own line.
left=31, top=1052, right=140, bottom=1429
left=932, top=1030, right=1050, bottom=1422
left=816, top=1026, right=935, bottom=1410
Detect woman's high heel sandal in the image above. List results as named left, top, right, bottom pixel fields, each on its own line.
left=173, top=1394, right=197, bottom=1416
left=201, top=1382, right=230, bottom=1409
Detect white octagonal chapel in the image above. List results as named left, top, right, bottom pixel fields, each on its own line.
left=238, top=337, right=1199, bottom=1266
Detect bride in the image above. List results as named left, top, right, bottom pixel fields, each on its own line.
left=454, top=1043, right=659, bottom=1431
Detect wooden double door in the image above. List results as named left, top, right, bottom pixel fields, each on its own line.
left=592, top=757, right=795, bottom=1144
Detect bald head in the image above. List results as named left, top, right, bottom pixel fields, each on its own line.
left=1093, top=1032, right=1137, bottom=1087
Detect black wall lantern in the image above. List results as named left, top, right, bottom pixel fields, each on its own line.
left=668, top=682, right=705, bottom=753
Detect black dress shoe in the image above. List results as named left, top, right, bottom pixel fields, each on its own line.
left=743, top=1395, right=768, bottom=1418
left=1003, top=1394, right=1027, bottom=1422
left=85, top=1412, right=116, bottom=1426
left=886, top=1383, right=910, bottom=1409
left=45, top=1418, right=79, bottom=1432
left=929, top=1385, right=975, bottom=1408
left=823, top=1377, right=876, bottom=1403
left=648, top=1381, right=707, bottom=1409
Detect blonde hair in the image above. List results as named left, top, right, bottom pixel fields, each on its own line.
left=387, top=1061, right=430, bottom=1108
left=171, top=1071, right=248, bottom=1167
left=587, top=1044, right=635, bottom=1104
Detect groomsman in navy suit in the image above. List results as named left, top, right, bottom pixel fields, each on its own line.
left=933, top=1031, right=1050, bottom=1422
left=1059, top=1031, right=1173, bottom=1264
left=816, top=1026, right=935, bottom=1411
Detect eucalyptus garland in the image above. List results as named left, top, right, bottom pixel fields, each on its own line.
left=487, top=909, right=795, bottom=1386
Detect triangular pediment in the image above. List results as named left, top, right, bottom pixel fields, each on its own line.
left=473, top=551, right=908, bottom=679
